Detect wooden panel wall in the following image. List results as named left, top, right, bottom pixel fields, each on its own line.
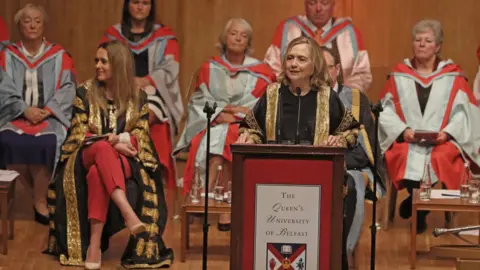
left=0, top=0, right=179, bottom=87
left=352, top=0, right=480, bottom=100
left=1, top=0, right=480, bottom=103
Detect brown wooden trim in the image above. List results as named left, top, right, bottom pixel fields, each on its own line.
left=230, top=152, right=246, bottom=270
left=331, top=154, right=346, bottom=269
left=230, top=144, right=347, bottom=156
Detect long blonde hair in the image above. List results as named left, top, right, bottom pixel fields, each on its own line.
left=90, top=40, right=139, bottom=116
left=278, top=36, right=332, bottom=90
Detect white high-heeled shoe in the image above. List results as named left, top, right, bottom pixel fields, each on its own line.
left=85, top=248, right=101, bottom=270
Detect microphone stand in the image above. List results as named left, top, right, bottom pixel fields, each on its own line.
left=370, top=101, right=383, bottom=270
left=202, top=101, right=217, bottom=270
left=295, top=87, right=302, bottom=145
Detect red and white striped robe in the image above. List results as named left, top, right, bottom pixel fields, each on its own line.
left=175, top=55, right=275, bottom=194
left=101, top=24, right=183, bottom=189
left=264, top=16, right=371, bottom=92
left=379, top=59, right=480, bottom=189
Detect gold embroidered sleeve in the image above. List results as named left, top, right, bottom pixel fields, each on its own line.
left=238, top=110, right=264, bottom=144
left=60, top=96, right=88, bottom=162
left=333, top=108, right=360, bottom=148
left=130, top=104, right=158, bottom=170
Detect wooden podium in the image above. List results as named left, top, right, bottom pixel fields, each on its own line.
left=230, top=144, right=346, bottom=270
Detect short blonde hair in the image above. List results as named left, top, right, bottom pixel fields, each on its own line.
left=412, top=19, right=443, bottom=54
left=278, top=36, right=332, bottom=90
left=216, top=18, right=254, bottom=55
left=14, top=3, right=48, bottom=25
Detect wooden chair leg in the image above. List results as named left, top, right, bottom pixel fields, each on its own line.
left=1, top=196, right=8, bottom=255
left=382, top=181, right=397, bottom=230
left=388, top=183, right=397, bottom=222
left=8, top=183, right=15, bottom=240
left=180, top=209, right=187, bottom=262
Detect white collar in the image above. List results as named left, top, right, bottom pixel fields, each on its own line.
left=333, top=82, right=339, bottom=92
left=321, top=18, right=333, bottom=32
left=21, top=40, right=45, bottom=58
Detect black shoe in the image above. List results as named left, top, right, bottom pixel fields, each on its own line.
left=33, top=207, right=49, bottom=225
left=416, top=211, right=428, bottom=234
left=399, top=196, right=412, bottom=219
left=158, top=248, right=174, bottom=267
left=217, top=222, right=231, bottom=232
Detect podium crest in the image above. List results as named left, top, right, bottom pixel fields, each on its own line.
left=267, top=243, right=306, bottom=270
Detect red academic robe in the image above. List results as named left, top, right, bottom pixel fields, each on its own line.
left=379, top=59, right=480, bottom=190
left=177, top=55, right=275, bottom=194
left=100, top=24, right=183, bottom=189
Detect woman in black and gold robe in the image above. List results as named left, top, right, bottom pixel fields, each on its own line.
left=239, top=36, right=359, bottom=270
left=44, top=40, right=172, bottom=269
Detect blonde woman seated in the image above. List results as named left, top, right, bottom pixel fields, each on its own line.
left=175, top=18, right=275, bottom=231
left=44, top=40, right=173, bottom=269
left=379, top=20, right=480, bottom=234
left=0, top=4, right=75, bottom=224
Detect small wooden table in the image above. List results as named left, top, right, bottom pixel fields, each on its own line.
left=180, top=196, right=231, bottom=262
left=0, top=178, right=17, bottom=255
left=411, top=189, right=480, bottom=269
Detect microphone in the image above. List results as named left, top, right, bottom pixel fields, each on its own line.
left=433, top=225, right=480, bottom=237
left=295, top=87, right=302, bottom=145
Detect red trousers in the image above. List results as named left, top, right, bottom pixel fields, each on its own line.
left=82, top=141, right=132, bottom=223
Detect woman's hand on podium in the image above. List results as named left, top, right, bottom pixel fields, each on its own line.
left=114, top=143, right=138, bottom=157
left=325, top=135, right=343, bottom=147
left=236, top=131, right=253, bottom=144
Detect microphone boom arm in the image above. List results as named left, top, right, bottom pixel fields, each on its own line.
left=433, top=225, right=480, bottom=247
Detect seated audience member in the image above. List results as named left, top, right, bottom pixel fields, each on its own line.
left=379, top=19, right=480, bottom=234
left=264, top=0, right=372, bottom=92
left=237, top=36, right=360, bottom=270
left=323, top=46, right=387, bottom=262
left=100, top=0, right=183, bottom=189
left=175, top=18, right=275, bottom=231
left=0, top=4, right=75, bottom=225
left=44, top=40, right=173, bottom=269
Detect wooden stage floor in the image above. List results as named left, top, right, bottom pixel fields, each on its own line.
left=0, top=162, right=478, bottom=269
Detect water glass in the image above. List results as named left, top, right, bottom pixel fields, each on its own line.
left=460, top=184, right=471, bottom=199
left=419, top=182, right=431, bottom=201
left=190, top=185, right=200, bottom=204
left=214, top=186, right=224, bottom=201
left=468, top=180, right=479, bottom=204
left=226, top=181, right=232, bottom=204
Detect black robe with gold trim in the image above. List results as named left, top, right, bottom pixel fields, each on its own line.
left=240, top=82, right=360, bottom=146
left=337, top=84, right=387, bottom=198
left=44, top=80, right=171, bottom=268
left=240, top=82, right=361, bottom=269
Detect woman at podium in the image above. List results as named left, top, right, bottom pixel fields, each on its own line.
left=237, top=35, right=360, bottom=270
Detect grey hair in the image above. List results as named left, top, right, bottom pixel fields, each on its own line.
left=412, top=19, right=443, bottom=54
left=216, top=18, right=254, bottom=55
left=14, top=3, right=49, bottom=25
